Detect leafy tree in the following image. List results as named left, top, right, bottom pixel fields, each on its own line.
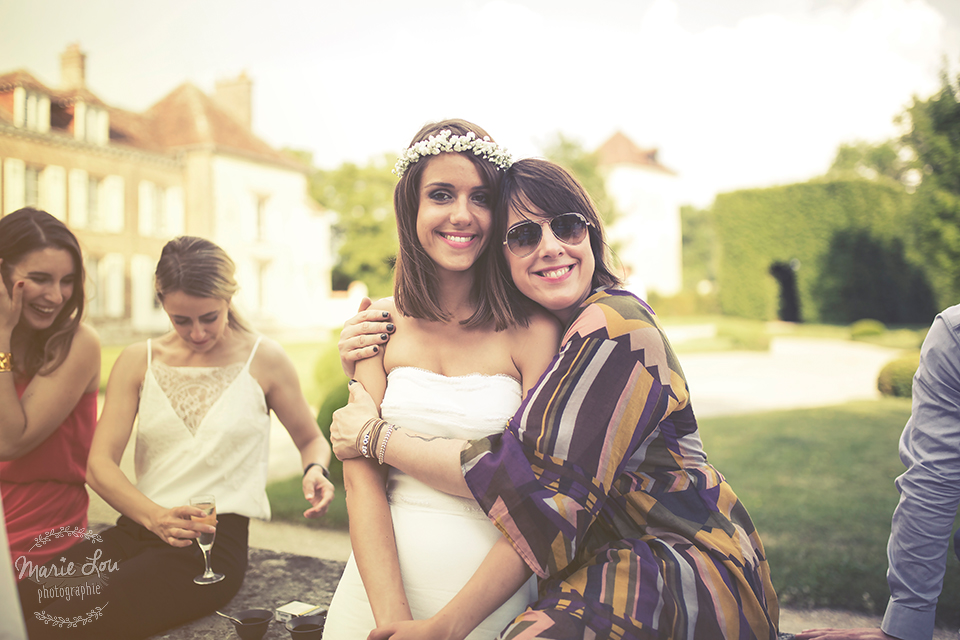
left=680, top=204, right=717, bottom=290
left=310, top=155, right=399, bottom=298
left=827, top=140, right=909, bottom=185
left=901, top=67, right=960, bottom=310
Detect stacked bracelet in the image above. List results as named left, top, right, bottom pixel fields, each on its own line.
left=354, top=417, right=399, bottom=463
left=0, top=352, right=11, bottom=373
left=357, top=418, right=383, bottom=458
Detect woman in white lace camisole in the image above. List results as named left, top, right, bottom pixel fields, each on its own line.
left=323, top=120, right=560, bottom=639
left=31, top=236, right=338, bottom=640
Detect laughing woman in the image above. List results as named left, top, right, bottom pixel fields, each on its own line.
left=0, top=208, right=100, bottom=577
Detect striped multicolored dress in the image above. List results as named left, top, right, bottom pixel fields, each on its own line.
left=462, top=288, right=779, bottom=639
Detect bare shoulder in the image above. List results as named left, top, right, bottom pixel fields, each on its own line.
left=511, top=310, right=562, bottom=345
left=107, top=340, right=150, bottom=388
left=369, top=297, right=398, bottom=316
left=251, top=334, right=290, bottom=367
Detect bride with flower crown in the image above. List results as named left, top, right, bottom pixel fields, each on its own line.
left=322, top=120, right=559, bottom=639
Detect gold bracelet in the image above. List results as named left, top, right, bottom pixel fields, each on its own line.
left=0, top=352, right=12, bottom=373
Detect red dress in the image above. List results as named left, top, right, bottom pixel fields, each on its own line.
left=0, top=380, right=98, bottom=578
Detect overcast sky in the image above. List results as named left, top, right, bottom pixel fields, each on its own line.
left=1, top=0, right=958, bottom=206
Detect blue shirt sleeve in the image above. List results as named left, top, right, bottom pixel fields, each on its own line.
left=882, top=304, right=960, bottom=640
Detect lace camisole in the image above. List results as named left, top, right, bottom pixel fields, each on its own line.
left=134, top=337, right=272, bottom=519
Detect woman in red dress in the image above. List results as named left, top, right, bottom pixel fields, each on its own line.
left=0, top=207, right=101, bottom=577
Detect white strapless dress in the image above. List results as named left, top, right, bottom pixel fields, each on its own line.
left=323, top=368, right=538, bottom=639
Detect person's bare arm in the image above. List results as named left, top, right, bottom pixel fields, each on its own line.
left=0, top=322, right=100, bottom=460
left=256, top=338, right=334, bottom=517
left=85, top=343, right=212, bottom=546
left=343, top=326, right=412, bottom=625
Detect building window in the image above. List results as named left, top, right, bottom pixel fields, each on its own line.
left=256, top=196, right=268, bottom=241
left=1, top=159, right=57, bottom=215
left=138, top=181, right=184, bottom=238
left=73, top=101, right=108, bottom=145
left=87, top=176, right=101, bottom=229
left=24, top=166, right=40, bottom=208
left=85, top=254, right=124, bottom=319
left=12, top=87, right=50, bottom=133
left=70, top=170, right=124, bottom=232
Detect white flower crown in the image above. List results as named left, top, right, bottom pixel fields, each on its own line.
left=393, top=129, right=514, bottom=178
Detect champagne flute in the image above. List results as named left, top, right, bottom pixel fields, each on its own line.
left=190, top=494, right=225, bottom=585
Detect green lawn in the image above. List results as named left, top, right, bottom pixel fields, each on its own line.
left=701, top=399, right=959, bottom=628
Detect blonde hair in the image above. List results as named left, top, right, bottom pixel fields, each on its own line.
left=155, top=236, right=250, bottom=332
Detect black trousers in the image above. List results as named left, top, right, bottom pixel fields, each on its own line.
left=18, top=514, right=248, bottom=639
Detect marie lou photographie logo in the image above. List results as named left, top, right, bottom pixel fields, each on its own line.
left=16, top=526, right=119, bottom=629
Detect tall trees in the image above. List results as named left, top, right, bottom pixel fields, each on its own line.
left=310, top=156, right=398, bottom=298
left=901, top=68, right=960, bottom=310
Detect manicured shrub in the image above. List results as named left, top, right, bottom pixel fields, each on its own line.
left=877, top=353, right=920, bottom=398
left=851, top=319, right=886, bottom=340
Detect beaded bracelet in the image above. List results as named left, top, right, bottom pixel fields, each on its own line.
left=376, top=423, right=395, bottom=465
left=358, top=418, right=384, bottom=459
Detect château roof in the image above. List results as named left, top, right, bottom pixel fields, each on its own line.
left=596, top=131, right=676, bottom=175
left=0, top=69, right=305, bottom=172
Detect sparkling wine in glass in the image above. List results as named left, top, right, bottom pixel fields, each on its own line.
left=190, top=494, right=225, bottom=585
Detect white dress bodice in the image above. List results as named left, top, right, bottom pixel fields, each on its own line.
left=324, top=367, right=537, bottom=639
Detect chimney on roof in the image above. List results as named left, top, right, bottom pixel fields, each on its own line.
left=60, top=43, right=86, bottom=90
left=214, top=72, right=253, bottom=130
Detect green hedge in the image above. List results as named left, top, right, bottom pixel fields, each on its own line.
left=713, top=179, right=936, bottom=324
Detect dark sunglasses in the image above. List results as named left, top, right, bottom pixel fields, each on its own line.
left=503, top=212, right=591, bottom=258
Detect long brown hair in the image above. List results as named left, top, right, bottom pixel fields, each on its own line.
left=392, top=119, right=531, bottom=329
left=154, top=236, right=250, bottom=332
left=0, top=208, right=86, bottom=376
left=495, top=158, right=622, bottom=292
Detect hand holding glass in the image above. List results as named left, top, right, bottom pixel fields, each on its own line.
left=190, top=494, right=225, bottom=585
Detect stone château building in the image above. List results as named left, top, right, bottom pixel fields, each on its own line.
left=0, top=44, right=338, bottom=340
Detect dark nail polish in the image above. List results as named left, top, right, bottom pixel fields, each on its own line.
left=386, top=324, right=395, bottom=332
left=380, top=334, right=388, bottom=340
left=348, top=379, right=356, bottom=385
left=382, top=311, right=389, bottom=318
left=372, top=345, right=379, bottom=353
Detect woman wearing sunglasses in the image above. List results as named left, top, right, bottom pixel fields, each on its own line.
left=333, top=158, right=780, bottom=639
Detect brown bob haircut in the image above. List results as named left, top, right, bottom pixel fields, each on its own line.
left=392, top=119, right=532, bottom=329
left=0, top=207, right=86, bottom=376
left=494, top=158, right=622, bottom=294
